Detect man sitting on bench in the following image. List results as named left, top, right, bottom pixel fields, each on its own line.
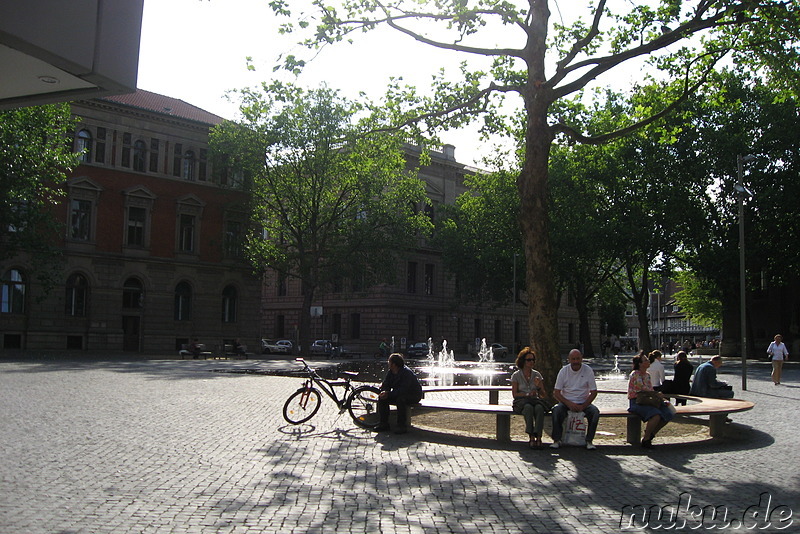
left=691, top=356, right=734, bottom=399
left=550, top=349, right=600, bottom=450
left=375, top=353, right=423, bottom=435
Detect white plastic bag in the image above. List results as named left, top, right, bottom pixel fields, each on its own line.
left=563, top=411, right=587, bottom=446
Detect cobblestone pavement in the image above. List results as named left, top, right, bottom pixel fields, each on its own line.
left=0, top=356, right=797, bottom=533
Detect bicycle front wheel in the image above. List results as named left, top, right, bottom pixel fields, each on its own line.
left=283, top=387, right=322, bottom=424
left=348, top=385, right=381, bottom=429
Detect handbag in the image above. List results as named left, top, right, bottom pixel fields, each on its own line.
left=563, top=411, right=587, bottom=446
left=512, top=396, right=554, bottom=414
left=635, top=391, right=662, bottom=407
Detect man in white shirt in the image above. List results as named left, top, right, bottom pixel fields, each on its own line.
left=550, top=349, right=600, bottom=450
left=648, top=350, right=666, bottom=391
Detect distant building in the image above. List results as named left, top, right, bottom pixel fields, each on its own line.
left=0, top=89, right=260, bottom=354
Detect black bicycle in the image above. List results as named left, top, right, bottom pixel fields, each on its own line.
left=282, top=358, right=381, bottom=428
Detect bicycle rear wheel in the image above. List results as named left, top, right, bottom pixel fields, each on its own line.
left=283, top=387, right=322, bottom=424
left=348, top=385, right=381, bottom=428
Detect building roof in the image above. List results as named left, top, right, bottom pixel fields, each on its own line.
left=98, top=88, right=224, bottom=126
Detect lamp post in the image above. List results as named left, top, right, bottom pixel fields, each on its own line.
left=736, top=153, right=755, bottom=391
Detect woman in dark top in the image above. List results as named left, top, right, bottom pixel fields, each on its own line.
left=672, top=351, right=693, bottom=406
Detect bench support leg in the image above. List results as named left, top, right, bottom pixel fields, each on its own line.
left=496, top=414, right=511, bottom=442
left=709, top=414, right=726, bottom=438
left=627, top=417, right=642, bottom=445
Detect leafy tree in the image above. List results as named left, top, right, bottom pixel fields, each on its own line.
left=436, top=169, right=522, bottom=307
left=672, top=69, right=800, bottom=355
left=672, top=269, right=723, bottom=329
left=270, top=0, right=800, bottom=384
left=210, top=83, right=432, bottom=355
left=0, top=103, right=79, bottom=288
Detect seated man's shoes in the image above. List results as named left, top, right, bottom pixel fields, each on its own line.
left=549, top=441, right=561, bottom=449
left=585, top=441, right=597, bottom=450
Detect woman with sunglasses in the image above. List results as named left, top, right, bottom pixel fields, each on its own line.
left=511, top=347, right=551, bottom=448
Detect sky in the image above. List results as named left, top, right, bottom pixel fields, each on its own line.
left=136, top=0, right=505, bottom=166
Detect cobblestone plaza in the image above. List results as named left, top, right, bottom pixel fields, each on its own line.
left=1, top=357, right=797, bottom=533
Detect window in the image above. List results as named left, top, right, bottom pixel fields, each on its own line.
left=174, top=282, right=192, bottom=321
left=149, top=138, right=160, bottom=173
left=275, top=315, right=285, bottom=338
left=70, top=199, right=92, bottom=241
left=424, top=264, right=434, bottom=295
left=407, top=261, right=417, bottom=293
left=65, top=273, right=88, bottom=317
left=77, top=130, right=92, bottom=162
left=183, top=150, right=195, bottom=181
left=224, top=220, right=243, bottom=258
left=122, top=278, right=143, bottom=308
left=277, top=274, right=287, bottom=297
left=1, top=269, right=25, bottom=314
left=222, top=285, right=237, bottom=323
left=179, top=214, right=195, bottom=253
left=126, top=206, right=146, bottom=246
left=121, top=132, right=132, bottom=167
left=199, top=149, right=208, bottom=181
left=133, top=140, right=147, bottom=172
left=173, top=143, right=182, bottom=176
left=95, top=127, right=106, bottom=163
left=122, top=187, right=155, bottom=250
left=350, top=313, right=361, bottom=339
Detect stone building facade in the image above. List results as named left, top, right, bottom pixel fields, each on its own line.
left=0, top=90, right=261, bottom=354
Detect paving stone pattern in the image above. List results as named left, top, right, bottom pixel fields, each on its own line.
left=0, top=358, right=798, bottom=533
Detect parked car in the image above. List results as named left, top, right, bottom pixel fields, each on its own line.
left=275, top=340, right=294, bottom=353
left=490, top=343, right=509, bottom=359
left=405, top=342, right=431, bottom=359
left=309, top=339, right=333, bottom=355
left=262, top=339, right=291, bottom=354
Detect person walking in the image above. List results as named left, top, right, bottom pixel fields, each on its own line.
left=767, top=334, right=789, bottom=385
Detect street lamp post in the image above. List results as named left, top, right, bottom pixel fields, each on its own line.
left=737, top=154, right=755, bottom=391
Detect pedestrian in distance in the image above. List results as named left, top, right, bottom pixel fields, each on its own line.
left=767, top=334, right=789, bottom=385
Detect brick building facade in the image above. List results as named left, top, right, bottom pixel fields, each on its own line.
left=0, top=90, right=260, bottom=354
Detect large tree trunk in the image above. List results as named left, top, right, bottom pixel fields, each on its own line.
left=519, top=0, right=559, bottom=388
left=519, top=108, right=560, bottom=387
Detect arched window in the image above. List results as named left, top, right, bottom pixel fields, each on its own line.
left=133, top=140, right=147, bottom=172
left=174, top=282, right=192, bottom=321
left=65, top=273, right=88, bottom=316
left=222, top=285, right=237, bottom=323
left=122, top=277, right=143, bottom=309
left=77, top=129, right=92, bottom=162
left=1, top=269, right=25, bottom=314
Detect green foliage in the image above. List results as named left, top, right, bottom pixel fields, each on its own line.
left=435, top=168, right=522, bottom=305
left=672, top=270, right=723, bottom=328
left=210, top=82, right=431, bottom=292
left=0, top=103, right=79, bottom=265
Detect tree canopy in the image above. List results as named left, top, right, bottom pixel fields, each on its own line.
left=269, top=0, right=800, bottom=384
left=0, top=104, right=79, bottom=284
left=210, top=83, right=432, bottom=354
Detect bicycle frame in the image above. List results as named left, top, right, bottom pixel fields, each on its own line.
left=295, top=358, right=355, bottom=411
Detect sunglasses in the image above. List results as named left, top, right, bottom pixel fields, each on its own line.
left=525, top=358, right=535, bottom=362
